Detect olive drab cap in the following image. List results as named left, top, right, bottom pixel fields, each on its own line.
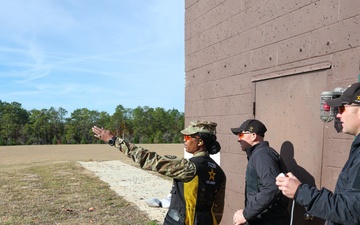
left=180, top=121, right=217, bottom=135
left=327, top=82, right=360, bottom=107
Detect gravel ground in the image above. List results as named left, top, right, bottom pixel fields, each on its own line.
left=79, top=160, right=172, bottom=223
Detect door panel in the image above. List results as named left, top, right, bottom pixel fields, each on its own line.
left=255, top=72, right=327, bottom=225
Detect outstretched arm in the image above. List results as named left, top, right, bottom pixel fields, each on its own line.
left=91, top=126, right=197, bottom=181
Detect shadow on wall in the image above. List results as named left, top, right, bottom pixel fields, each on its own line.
left=280, top=141, right=325, bottom=225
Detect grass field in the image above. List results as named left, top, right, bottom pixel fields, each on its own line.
left=0, top=144, right=184, bottom=225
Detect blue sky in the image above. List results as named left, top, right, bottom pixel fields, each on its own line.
left=0, top=0, right=185, bottom=115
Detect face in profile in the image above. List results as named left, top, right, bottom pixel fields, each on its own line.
left=184, top=135, right=201, bottom=154
left=237, top=132, right=254, bottom=151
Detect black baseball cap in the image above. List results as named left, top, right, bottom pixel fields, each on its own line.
left=231, top=119, right=267, bottom=137
left=327, top=82, right=360, bottom=107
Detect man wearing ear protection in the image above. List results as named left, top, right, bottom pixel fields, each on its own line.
left=92, top=120, right=226, bottom=225
left=231, top=119, right=289, bottom=225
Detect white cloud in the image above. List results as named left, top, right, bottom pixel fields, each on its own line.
left=0, top=0, right=185, bottom=114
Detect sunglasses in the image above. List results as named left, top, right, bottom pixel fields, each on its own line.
left=338, top=105, right=360, bottom=114
left=184, top=135, right=199, bottom=141
left=237, top=131, right=253, bottom=139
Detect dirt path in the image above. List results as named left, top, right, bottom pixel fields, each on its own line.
left=0, top=143, right=184, bottom=223
left=79, top=160, right=172, bottom=223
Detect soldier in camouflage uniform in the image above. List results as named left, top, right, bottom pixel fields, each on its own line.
left=92, top=121, right=226, bottom=225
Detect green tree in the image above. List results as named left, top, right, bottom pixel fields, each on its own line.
left=0, top=99, right=184, bottom=145
left=67, top=108, right=108, bottom=144
left=167, top=109, right=185, bottom=143
left=131, top=106, right=155, bottom=143
left=47, top=107, right=67, bottom=143
left=0, top=101, right=29, bottom=145
left=24, top=109, right=50, bottom=144
left=109, top=105, right=133, bottom=141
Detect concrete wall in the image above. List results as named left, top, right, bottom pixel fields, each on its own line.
left=184, top=0, right=360, bottom=224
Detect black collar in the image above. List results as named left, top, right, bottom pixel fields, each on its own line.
left=245, top=141, right=269, bottom=158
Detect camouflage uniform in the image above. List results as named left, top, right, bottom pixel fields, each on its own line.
left=113, top=138, right=197, bottom=181
left=112, top=121, right=226, bottom=225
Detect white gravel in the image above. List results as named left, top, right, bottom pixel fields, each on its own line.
left=79, top=160, right=172, bottom=223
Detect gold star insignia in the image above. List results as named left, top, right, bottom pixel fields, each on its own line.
left=357, top=95, right=360, bottom=101
left=208, top=169, right=216, bottom=181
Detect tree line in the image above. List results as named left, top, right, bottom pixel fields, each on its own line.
left=0, top=100, right=184, bottom=146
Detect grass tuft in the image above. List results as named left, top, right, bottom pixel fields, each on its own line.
left=0, top=162, right=159, bottom=225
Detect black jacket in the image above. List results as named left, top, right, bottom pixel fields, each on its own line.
left=244, top=141, right=289, bottom=225
left=295, top=134, right=360, bottom=225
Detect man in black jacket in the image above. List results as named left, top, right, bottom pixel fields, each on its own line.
left=232, top=119, right=289, bottom=225
left=276, top=82, right=360, bottom=225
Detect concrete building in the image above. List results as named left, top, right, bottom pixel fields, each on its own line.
left=184, top=0, right=360, bottom=224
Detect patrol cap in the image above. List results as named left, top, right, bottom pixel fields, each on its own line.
left=327, top=82, right=360, bottom=107
left=231, top=119, right=267, bottom=137
left=181, top=121, right=217, bottom=135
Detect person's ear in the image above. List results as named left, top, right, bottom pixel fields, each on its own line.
left=252, top=133, right=257, bottom=141
left=198, top=140, right=203, bottom=146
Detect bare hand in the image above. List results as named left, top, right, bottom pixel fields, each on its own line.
left=276, top=172, right=301, bottom=199
left=92, top=126, right=114, bottom=142
left=233, top=209, right=246, bottom=225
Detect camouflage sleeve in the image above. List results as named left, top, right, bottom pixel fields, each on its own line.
left=213, top=178, right=226, bottom=223
left=114, top=138, right=196, bottom=182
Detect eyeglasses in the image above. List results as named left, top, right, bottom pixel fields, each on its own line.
left=338, top=105, right=360, bottom=114
left=237, top=132, right=253, bottom=139
left=184, top=135, right=199, bottom=141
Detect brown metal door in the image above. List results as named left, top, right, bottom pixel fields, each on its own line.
left=255, top=72, right=327, bottom=225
